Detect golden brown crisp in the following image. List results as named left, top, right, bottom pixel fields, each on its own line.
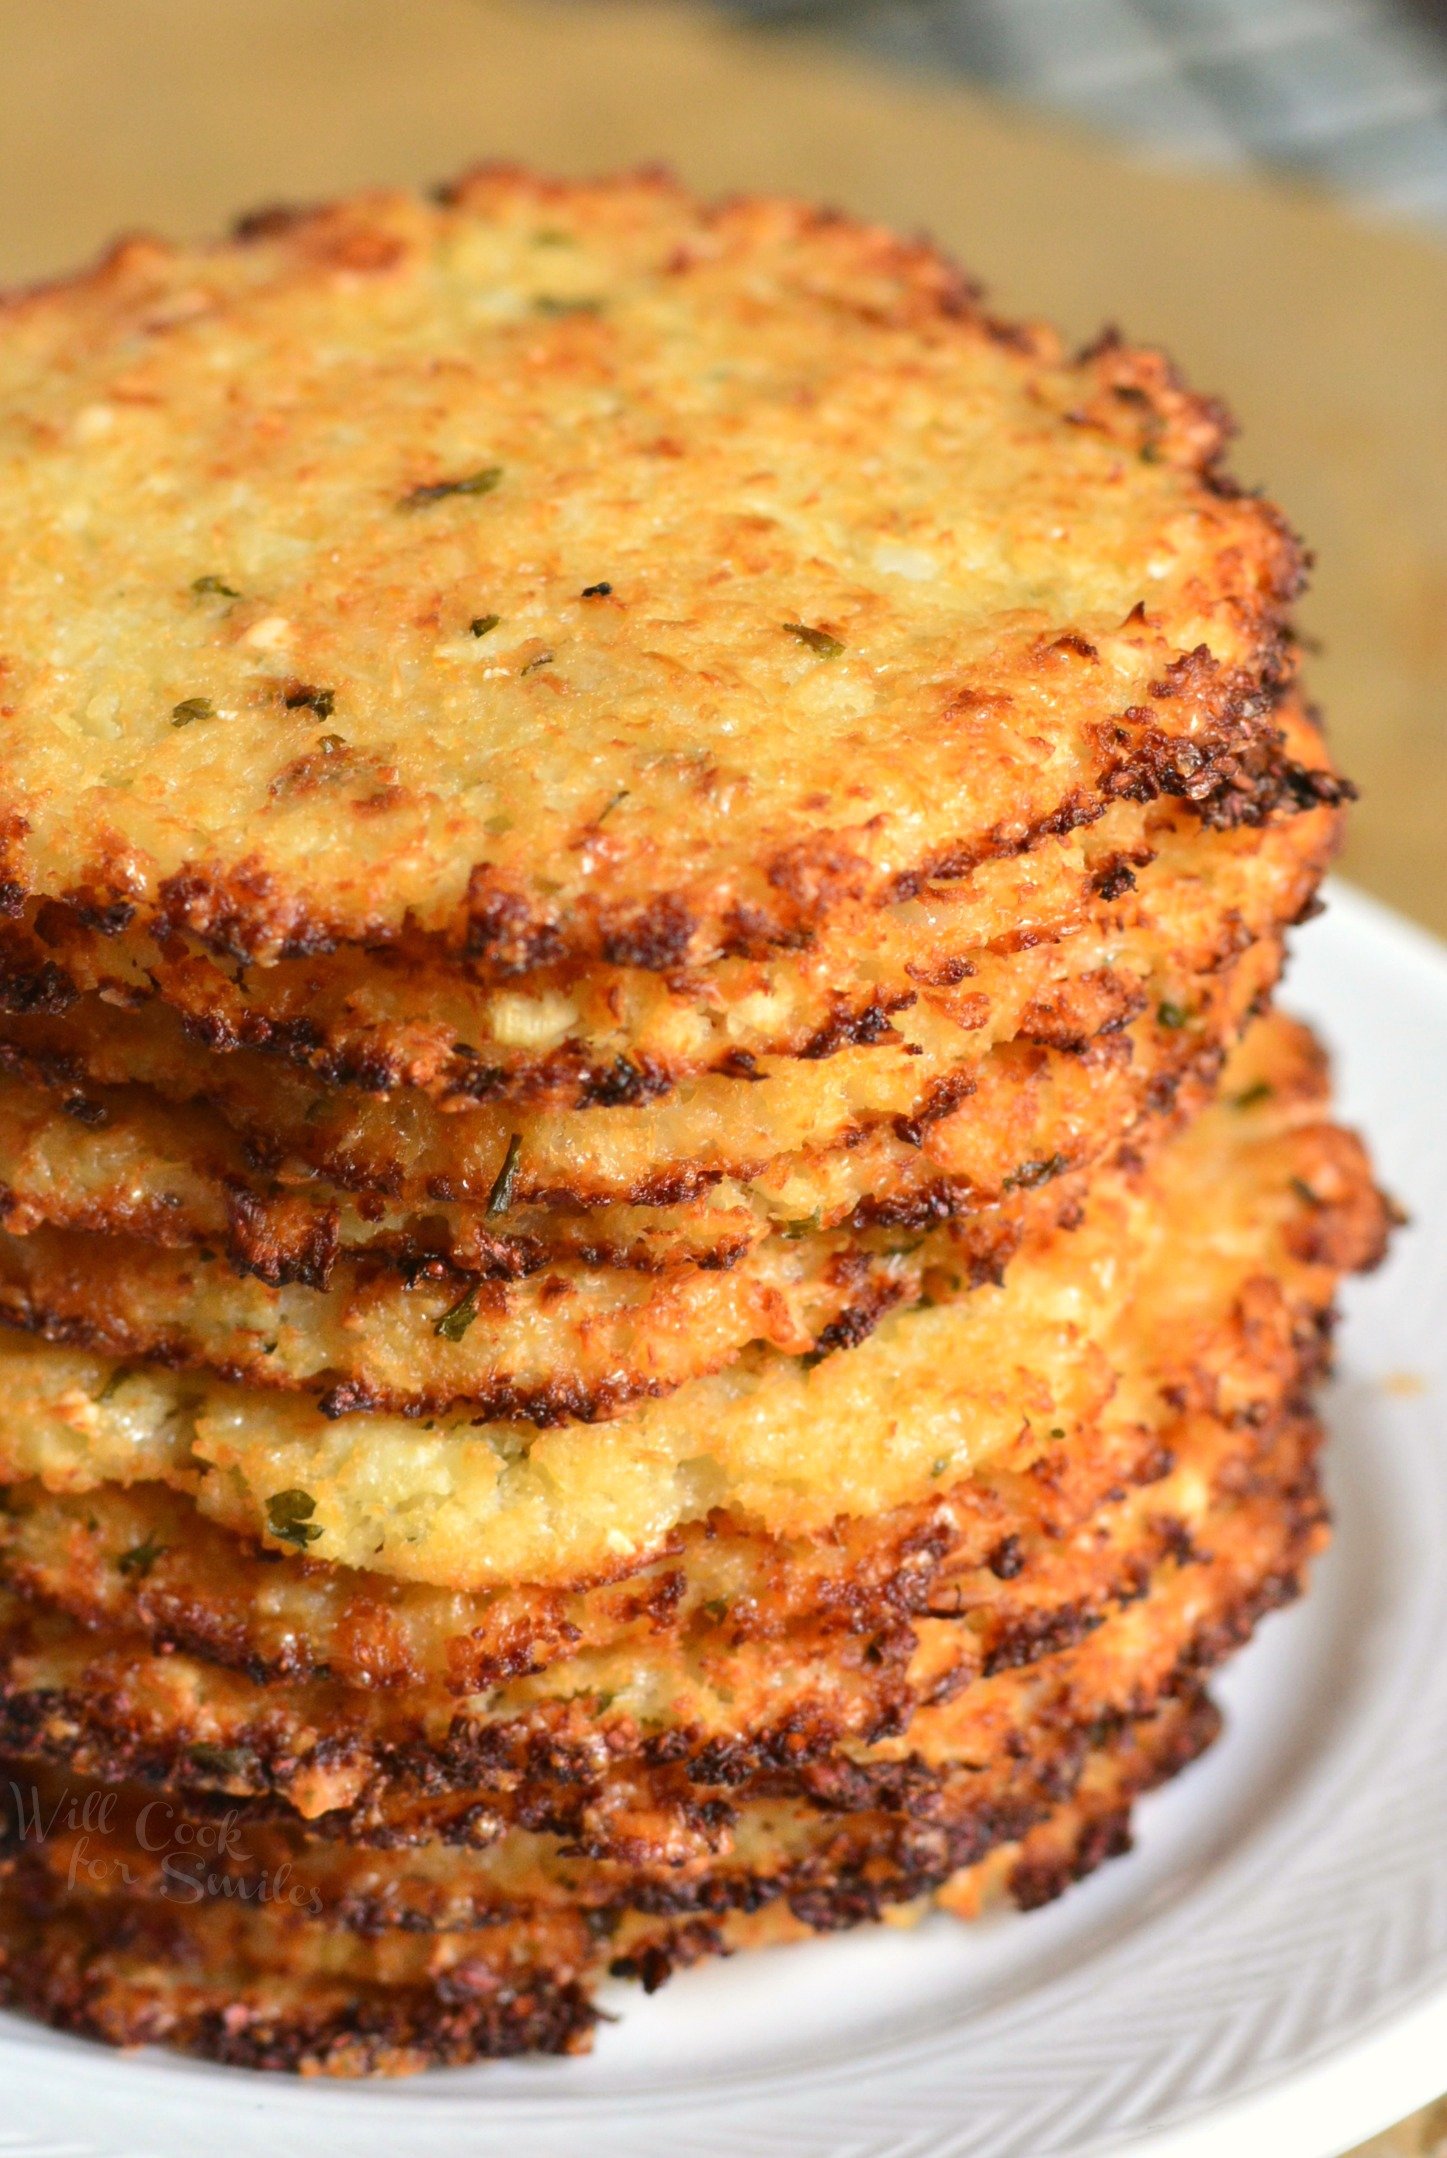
left=0, top=169, right=1305, bottom=971
left=0, top=708, right=1339, bottom=1250
left=0, top=699, right=1340, bottom=1108
left=0, top=1011, right=1391, bottom=1590
left=0, top=1391, right=1324, bottom=1836
left=0, top=164, right=1389, bottom=2090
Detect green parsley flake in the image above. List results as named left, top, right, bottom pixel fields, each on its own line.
left=1232, top=1080, right=1274, bottom=1110
left=779, top=1210, right=822, bottom=1240
left=486, top=1132, right=523, bottom=1217
left=1003, top=1153, right=1069, bottom=1192
left=435, top=1283, right=480, bottom=1343
left=171, top=697, right=216, bottom=728
left=399, top=466, right=502, bottom=511
left=117, top=1533, right=167, bottom=1578
left=266, top=1487, right=323, bottom=1549
left=284, top=684, right=335, bottom=718
left=783, top=621, right=844, bottom=658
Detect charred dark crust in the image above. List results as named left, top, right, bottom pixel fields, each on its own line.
left=59, top=659, right=1317, bottom=979
left=0, top=1021, right=746, bottom=1277
left=0, top=905, right=1306, bottom=1235
left=224, top=1188, right=341, bottom=1291
left=891, top=682, right=1306, bottom=906
left=0, top=1687, right=1217, bottom=2072
left=0, top=1678, right=1225, bottom=1958
left=110, top=695, right=1305, bottom=976
left=0, top=1408, right=1329, bottom=1856
left=1005, top=1689, right=1222, bottom=1911
left=0, top=1896, right=599, bottom=2068
left=0, top=679, right=1322, bottom=995
left=796, top=992, right=918, bottom=1063
left=0, top=937, right=1351, bottom=1422
left=0, top=746, right=1337, bottom=1125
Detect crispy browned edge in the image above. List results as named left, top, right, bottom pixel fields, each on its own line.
left=0, top=1392, right=1329, bottom=1863
left=0, top=1689, right=1219, bottom=2072
left=0, top=1076, right=1393, bottom=1716
left=0, top=166, right=1330, bottom=974
left=0, top=1388, right=1228, bottom=1693
left=0, top=941, right=1298, bottom=1436
left=0, top=947, right=1264, bottom=1257
left=0, top=701, right=1346, bottom=1112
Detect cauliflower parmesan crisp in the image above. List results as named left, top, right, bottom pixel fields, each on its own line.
left=0, top=169, right=1389, bottom=2074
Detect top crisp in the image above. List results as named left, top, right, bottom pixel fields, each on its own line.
left=0, top=168, right=1301, bottom=969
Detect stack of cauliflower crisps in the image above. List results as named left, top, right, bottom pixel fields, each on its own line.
left=0, top=170, right=1390, bottom=2074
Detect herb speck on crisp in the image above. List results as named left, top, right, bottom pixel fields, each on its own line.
left=435, top=1283, right=480, bottom=1342
left=486, top=1132, right=523, bottom=1217
left=266, top=1487, right=324, bottom=1550
left=783, top=621, right=844, bottom=658
left=285, top=684, right=335, bottom=718
left=117, top=1533, right=167, bottom=1578
left=399, top=466, right=502, bottom=511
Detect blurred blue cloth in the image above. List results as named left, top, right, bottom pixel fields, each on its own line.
left=722, top=0, right=1447, bottom=224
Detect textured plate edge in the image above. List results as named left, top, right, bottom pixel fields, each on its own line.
left=1115, top=1980, right=1447, bottom=2158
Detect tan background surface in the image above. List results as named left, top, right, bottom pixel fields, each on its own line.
left=0, top=3, right=1443, bottom=2146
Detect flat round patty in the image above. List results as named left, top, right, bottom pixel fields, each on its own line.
left=0, top=1441, right=1287, bottom=1869
left=2, top=1690, right=1215, bottom=1948
left=0, top=1367, right=1286, bottom=1694
left=0, top=1696, right=1213, bottom=2073
left=0, top=169, right=1302, bottom=967
left=0, top=791, right=1332, bottom=1424
left=0, top=941, right=1299, bottom=1428
left=0, top=1011, right=1391, bottom=1591
left=0, top=914, right=1286, bottom=1236
left=0, top=697, right=1341, bottom=1107
left=0, top=733, right=1337, bottom=1259
left=0, top=1393, right=1322, bottom=1838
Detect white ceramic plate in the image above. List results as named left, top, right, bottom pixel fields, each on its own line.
left=1, top=880, right=1443, bottom=2158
